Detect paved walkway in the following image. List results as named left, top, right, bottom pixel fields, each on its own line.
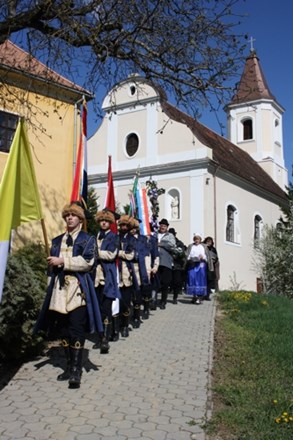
left=0, top=295, right=216, bottom=440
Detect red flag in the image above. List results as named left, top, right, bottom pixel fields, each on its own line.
left=105, top=155, right=117, bottom=233
left=71, top=101, right=88, bottom=204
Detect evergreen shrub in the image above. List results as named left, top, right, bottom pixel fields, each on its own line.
left=0, top=243, right=47, bottom=362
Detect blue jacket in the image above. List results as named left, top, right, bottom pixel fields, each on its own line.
left=34, top=231, right=103, bottom=334
left=96, top=230, right=121, bottom=299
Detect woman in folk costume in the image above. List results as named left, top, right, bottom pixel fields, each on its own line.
left=185, top=233, right=207, bottom=304
left=203, top=236, right=219, bottom=299
left=93, top=208, right=120, bottom=354
left=117, top=214, right=137, bottom=337
left=128, top=217, right=153, bottom=327
left=34, top=202, right=103, bottom=389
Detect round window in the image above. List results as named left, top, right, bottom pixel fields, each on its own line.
left=126, top=133, right=139, bottom=157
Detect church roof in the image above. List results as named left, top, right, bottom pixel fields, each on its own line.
left=161, top=100, right=287, bottom=203
left=229, top=50, right=276, bottom=105
left=0, top=40, right=92, bottom=99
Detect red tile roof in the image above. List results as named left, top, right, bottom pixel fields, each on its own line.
left=229, top=50, right=276, bottom=104
left=161, top=100, right=287, bottom=203
left=0, top=40, right=91, bottom=97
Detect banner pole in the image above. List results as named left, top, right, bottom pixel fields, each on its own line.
left=40, top=218, right=50, bottom=257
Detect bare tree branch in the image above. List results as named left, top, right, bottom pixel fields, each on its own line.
left=0, top=0, right=248, bottom=118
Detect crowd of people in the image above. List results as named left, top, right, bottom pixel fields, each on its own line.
left=34, top=202, right=219, bottom=389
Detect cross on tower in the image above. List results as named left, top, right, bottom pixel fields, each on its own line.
left=249, top=36, right=256, bottom=52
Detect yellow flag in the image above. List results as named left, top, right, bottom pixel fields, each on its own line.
left=0, top=118, right=43, bottom=301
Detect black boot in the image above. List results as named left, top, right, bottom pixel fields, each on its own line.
left=100, top=318, right=111, bottom=354
left=57, top=339, right=71, bottom=381
left=92, top=333, right=102, bottom=349
left=173, top=293, right=178, bottom=304
left=120, top=313, right=130, bottom=337
left=142, top=299, right=150, bottom=320
left=110, top=315, right=120, bottom=342
left=159, top=290, right=168, bottom=309
left=68, top=341, right=83, bottom=388
left=132, top=305, right=141, bottom=328
left=150, top=291, right=157, bottom=310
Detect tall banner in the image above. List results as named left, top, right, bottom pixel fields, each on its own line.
left=0, top=119, right=43, bottom=302
left=104, top=155, right=119, bottom=314
left=104, top=155, right=117, bottom=233
left=136, top=186, right=151, bottom=236
left=128, top=171, right=151, bottom=236
left=71, top=101, right=88, bottom=204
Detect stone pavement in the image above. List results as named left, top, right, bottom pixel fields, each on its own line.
left=0, top=295, right=216, bottom=440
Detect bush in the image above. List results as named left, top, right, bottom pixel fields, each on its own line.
left=0, top=243, right=47, bottom=362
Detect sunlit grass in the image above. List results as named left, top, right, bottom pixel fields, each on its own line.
left=207, top=291, right=293, bottom=440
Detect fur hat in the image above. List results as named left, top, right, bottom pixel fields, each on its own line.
left=129, top=217, right=140, bottom=229
left=96, top=209, right=116, bottom=224
left=62, top=203, right=85, bottom=220
left=159, top=218, right=169, bottom=226
left=118, top=214, right=132, bottom=226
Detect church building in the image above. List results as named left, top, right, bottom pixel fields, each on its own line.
left=88, top=50, right=288, bottom=291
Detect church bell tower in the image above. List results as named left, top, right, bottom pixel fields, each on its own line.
left=225, top=44, right=288, bottom=190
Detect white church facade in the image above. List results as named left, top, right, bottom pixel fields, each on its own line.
left=88, top=50, right=288, bottom=291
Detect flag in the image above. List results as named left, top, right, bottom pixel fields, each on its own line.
left=128, top=171, right=139, bottom=217
left=105, top=155, right=117, bottom=233
left=71, top=101, right=88, bottom=204
left=0, top=119, right=43, bottom=302
left=136, top=187, right=151, bottom=236
left=104, top=155, right=120, bottom=315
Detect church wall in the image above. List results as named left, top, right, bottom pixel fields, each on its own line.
left=215, top=177, right=282, bottom=291
left=102, top=79, right=158, bottom=109
left=87, top=117, right=109, bottom=171
left=261, top=107, right=273, bottom=156
left=0, top=85, right=78, bottom=246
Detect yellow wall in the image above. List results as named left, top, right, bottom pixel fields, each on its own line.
left=0, top=84, right=80, bottom=246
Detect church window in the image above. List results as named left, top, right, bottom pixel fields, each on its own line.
left=125, top=133, right=139, bottom=157
left=226, top=204, right=240, bottom=243
left=254, top=215, right=263, bottom=247
left=242, top=118, right=253, bottom=140
left=0, top=111, right=18, bottom=153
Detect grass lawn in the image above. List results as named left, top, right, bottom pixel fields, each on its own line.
left=206, top=291, right=293, bottom=440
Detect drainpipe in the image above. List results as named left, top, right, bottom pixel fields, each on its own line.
left=213, top=163, right=220, bottom=246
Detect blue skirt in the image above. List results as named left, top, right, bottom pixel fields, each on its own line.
left=186, top=262, right=207, bottom=297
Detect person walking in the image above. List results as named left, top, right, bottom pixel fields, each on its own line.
left=93, top=209, right=120, bottom=354
left=128, top=217, right=152, bottom=327
left=203, top=236, right=219, bottom=299
left=185, top=233, right=207, bottom=304
left=117, top=214, right=136, bottom=337
left=34, top=202, right=103, bottom=389
left=168, top=228, right=186, bottom=304
left=157, top=218, right=176, bottom=309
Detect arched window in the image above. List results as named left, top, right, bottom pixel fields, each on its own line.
left=226, top=204, right=240, bottom=243
left=226, top=205, right=236, bottom=242
left=254, top=215, right=263, bottom=247
left=242, top=118, right=253, bottom=140
left=125, top=133, right=139, bottom=157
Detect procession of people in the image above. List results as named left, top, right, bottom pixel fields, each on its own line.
left=34, top=203, right=219, bottom=389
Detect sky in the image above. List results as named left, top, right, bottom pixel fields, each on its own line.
left=86, top=0, right=293, bottom=182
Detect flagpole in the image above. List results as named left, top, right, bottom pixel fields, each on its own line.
left=40, top=218, right=50, bottom=257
